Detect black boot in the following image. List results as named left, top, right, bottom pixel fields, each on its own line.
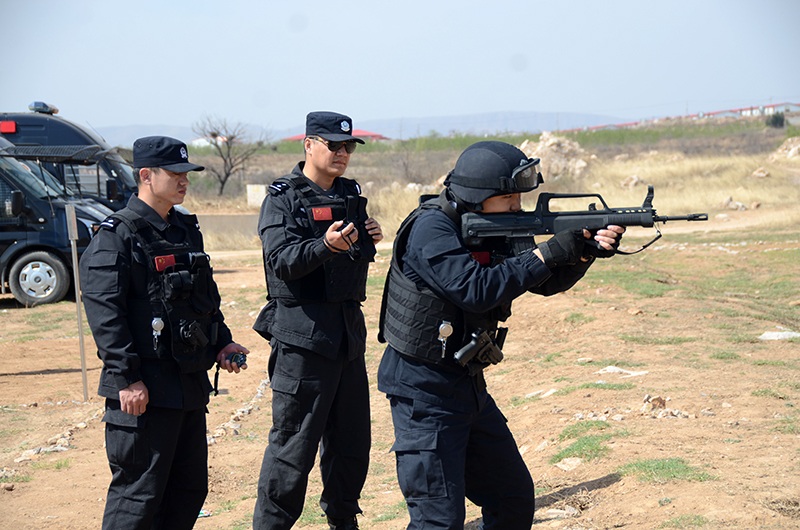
left=327, top=515, right=359, bottom=529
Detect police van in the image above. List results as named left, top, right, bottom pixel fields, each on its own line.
left=0, top=102, right=137, bottom=211
left=0, top=137, right=112, bottom=306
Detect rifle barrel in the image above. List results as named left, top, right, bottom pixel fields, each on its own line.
left=653, top=213, right=709, bottom=223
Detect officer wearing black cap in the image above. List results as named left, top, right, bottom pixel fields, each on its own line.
left=252, top=112, right=383, bottom=530
left=80, top=135, right=249, bottom=530
left=376, top=141, right=624, bottom=529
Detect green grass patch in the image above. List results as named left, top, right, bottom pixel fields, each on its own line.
left=558, top=420, right=610, bottom=441
left=509, top=394, right=540, bottom=407
left=752, top=388, right=789, bottom=400
left=0, top=473, right=31, bottom=483
left=565, top=312, right=595, bottom=325
left=709, top=351, right=741, bottom=361
left=297, top=494, right=324, bottom=525
left=555, top=382, right=635, bottom=396
left=752, top=359, right=798, bottom=369
left=774, top=416, right=799, bottom=435
left=539, top=352, right=564, bottom=364
left=583, top=267, right=677, bottom=297
left=617, top=458, right=714, bottom=483
left=726, top=333, right=759, bottom=344
left=659, top=514, right=708, bottom=528
left=619, top=334, right=697, bottom=346
left=31, top=458, right=71, bottom=471
left=567, top=119, right=768, bottom=147
left=372, top=500, right=407, bottom=522
left=549, top=434, right=612, bottom=463
left=594, top=358, right=646, bottom=368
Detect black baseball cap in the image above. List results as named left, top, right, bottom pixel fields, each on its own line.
left=305, top=111, right=365, bottom=144
left=133, top=136, right=205, bottom=172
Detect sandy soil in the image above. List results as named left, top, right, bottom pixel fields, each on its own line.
left=1, top=213, right=799, bottom=529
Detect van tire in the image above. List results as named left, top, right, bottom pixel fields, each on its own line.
left=9, top=251, right=71, bottom=307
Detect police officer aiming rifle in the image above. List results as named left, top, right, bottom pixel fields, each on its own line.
left=377, top=140, right=623, bottom=529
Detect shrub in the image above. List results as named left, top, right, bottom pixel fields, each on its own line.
left=766, top=112, right=785, bottom=128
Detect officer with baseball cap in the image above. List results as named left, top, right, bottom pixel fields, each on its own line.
left=305, top=111, right=366, bottom=144
left=252, top=112, right=382, bottom=530
left=81, top=135, right=248, bottom=529
left=376, top=141, right=624, bottom=528
left=133, top=135, right=206, bottom=173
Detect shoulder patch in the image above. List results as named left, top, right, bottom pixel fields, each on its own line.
left=268, top=181, right=291, bottom=195
left=339, top=177, right=362, bottom=196
left=98, top=216, right=122, bottom=231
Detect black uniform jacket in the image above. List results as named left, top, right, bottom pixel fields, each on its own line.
left=253, top=163, right=372, bottom=360
left=80, top=195, right=232, bottom=412
left=378, top=205, right=593, bottom=406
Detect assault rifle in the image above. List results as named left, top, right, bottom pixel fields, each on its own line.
left=461, top=185, right=708, bottom=256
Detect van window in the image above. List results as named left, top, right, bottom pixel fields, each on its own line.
left=63, top=163, right=105, bottom=196
left=0, top=157, right=64, bottom=199
left=0, top=177, right=14, bottom=219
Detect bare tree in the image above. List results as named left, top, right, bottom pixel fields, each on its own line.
left=192, top=116, right=269, bottom=195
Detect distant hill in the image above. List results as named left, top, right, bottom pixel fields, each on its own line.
left=95, top=111, right=624, bottom=148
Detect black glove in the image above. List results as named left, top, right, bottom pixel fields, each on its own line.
left=583, top=230, right=623, bottom=259
left=538, top=230, right=585, bottom=268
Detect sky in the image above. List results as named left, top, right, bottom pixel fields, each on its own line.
left=2, top=0, right=799, bottom=138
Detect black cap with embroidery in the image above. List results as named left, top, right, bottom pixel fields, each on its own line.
left=133, top=136, right=205, bottom=172
left=305, top=111, right=365, bottom=143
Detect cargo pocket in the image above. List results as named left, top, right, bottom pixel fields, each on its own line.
left=391, top=429, right=447, bottom=500
left=270, top=374, right=302, bottom=432
left=82, top=251, right=121, bottom=294
left=103, top=411, right=149, bottom=476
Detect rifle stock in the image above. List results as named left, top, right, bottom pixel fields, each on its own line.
left=461, top=185, right=708, bottom=255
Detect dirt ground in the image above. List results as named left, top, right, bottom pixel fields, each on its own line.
left=1, top=211, right=799, bottom=529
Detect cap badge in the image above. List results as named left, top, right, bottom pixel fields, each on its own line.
left=340, top=121, right=351, bottom=133
left=180, top=147, right=188, bottom=159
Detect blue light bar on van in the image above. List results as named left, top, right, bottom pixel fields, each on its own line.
left=28, top=101, right=59, bottom=115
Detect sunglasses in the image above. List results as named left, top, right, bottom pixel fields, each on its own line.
left=310, top=136, right=358, bottom=154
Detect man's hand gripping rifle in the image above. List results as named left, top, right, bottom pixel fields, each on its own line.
left=462, top=185, right=708, bottom=256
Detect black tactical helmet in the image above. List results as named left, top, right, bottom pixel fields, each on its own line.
left=444, top=141, right=543, bottom=207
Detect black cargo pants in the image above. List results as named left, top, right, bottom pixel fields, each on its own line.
left=253, top=340, right=371, bottom=530
left=388, top=391, right=535, bottom=530
left=102, top=403, right=208, bottom=530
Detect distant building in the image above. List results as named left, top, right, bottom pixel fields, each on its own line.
left=190, top=136, right=228, bottom=147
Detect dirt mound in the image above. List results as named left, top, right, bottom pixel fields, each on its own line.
left=768, top=136, right=800, bottom=162
left=519, top=131, right=592, bottom=180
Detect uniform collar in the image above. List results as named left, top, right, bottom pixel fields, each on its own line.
left=127, top=194, right=173, bottom=231
left=294, top=162, right=342, bottom=196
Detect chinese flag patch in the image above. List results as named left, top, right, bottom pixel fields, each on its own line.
left=470, top=251, right=491, bottom=265
left=154, top=255, right=176, bottom=271
left=312, top=207, right=333, bottom=221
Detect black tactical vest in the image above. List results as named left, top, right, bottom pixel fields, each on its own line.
left=112, top=209, right=220, bottom=374
left=264, top=175, right=376, bottom=303
left=378, top=193, right=511, bottom=365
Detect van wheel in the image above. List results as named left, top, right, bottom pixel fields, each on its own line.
left=9, top=251, right=71, bottom=307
